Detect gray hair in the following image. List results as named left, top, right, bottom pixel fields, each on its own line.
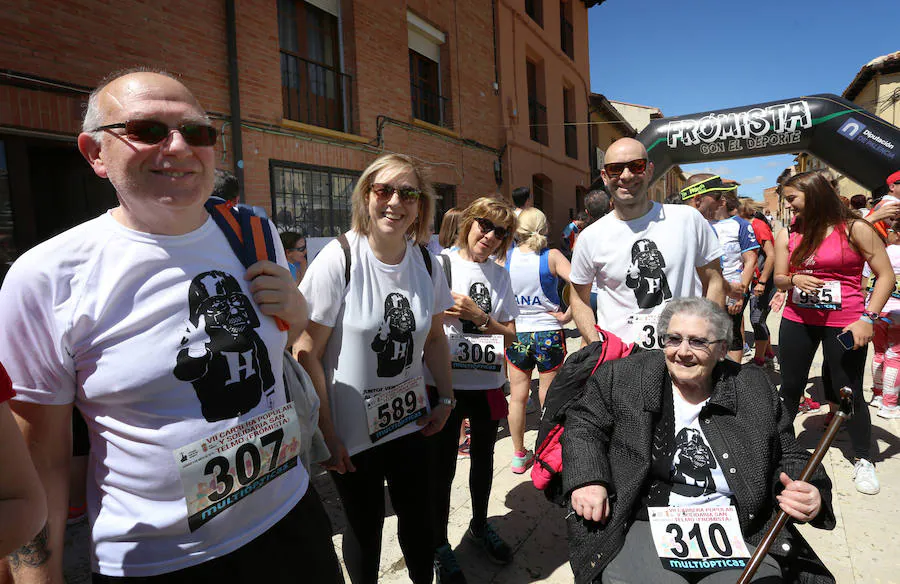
left=81, top=67, right=182, bottom=141
left=657, top=297, right=732, bottom=346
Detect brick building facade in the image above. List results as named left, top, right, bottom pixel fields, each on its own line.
left=0, top=0, right=601, bottom=269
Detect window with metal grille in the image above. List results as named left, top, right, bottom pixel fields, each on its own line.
left=270, top=161, right=359, bottom=237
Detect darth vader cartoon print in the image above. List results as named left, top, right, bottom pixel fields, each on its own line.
left=175, top=271, right=275, bottom=422
left=372, top=292, right=417, bottom=378
left=670, top=427, right=717, bottom=497
left=625, top=239, right=672, bottom=309
left=462, top=282, right=492, bottom=334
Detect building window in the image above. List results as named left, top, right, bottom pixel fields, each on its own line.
left=270, top=161, right=359, bottom=237
left=278, top=0, right=353, bottom=132
left=563, top=85, right=577, bottom=159
left=526, top=59, right=548, bottom=145
left=532, top=174, right=551, bottom=220
left=560, top=1, right=574, bottom=60
left=525, top=0, right=543, bottom=27
left=408, top=12, right=451, bottom=128
left=433, top=183, right=457, bottom=236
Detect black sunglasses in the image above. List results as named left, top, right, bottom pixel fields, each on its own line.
left=603, top=158, right=648, bottom=178
left=92, top=120, right=218, bottom=147
left=371, top=183, right=422, bottom=204
left=474, top=217, right=509, bottom=239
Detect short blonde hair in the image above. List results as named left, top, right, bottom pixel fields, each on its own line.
left=515, top=207, right=548, bottom=251
left=455, top=197, right=516, bottom=258
left=350, top=154, right=435, bottom=244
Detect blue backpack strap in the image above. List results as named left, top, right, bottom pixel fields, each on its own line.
left=205, top=197, right=249, bottom=266
left=539, top=248, right=560, bottom=304
left=504, top=247, right=514, bottom=271
left=205, top=197, right=287, bottom=330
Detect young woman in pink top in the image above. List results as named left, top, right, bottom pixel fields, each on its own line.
left=774, top=171, right=893, bottom=495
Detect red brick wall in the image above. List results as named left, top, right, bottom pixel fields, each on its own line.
left=0, top=0, right=565, bottom=223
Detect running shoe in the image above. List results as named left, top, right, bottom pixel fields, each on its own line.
left=743, top=343, right=753, bottom=357
left=853, top=459, right=880, bottom=495
left=434, top=544, right=467, bottom=584
left=765, top=354, right=780, bottom=372
left=467, top=522, right=512, bottom=565
left=511, top=449, right=534, bottom=474
left=870, top=394, right=883, bottom=409
left=877, top=405, right=900, bottom=419
left=797, top=396, right=820, bottom=414
left=457, top=436, right=471, bottom=459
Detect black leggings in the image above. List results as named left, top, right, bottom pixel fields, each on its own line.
left=728, top=295, right=749, bottom=352
left=330, top=432, right=434, bottom=584
left=749, top=282, right=775, bottom=341
left=430, top=389, right=500, bottom=547
left=779, top=318, right=872, bottom=459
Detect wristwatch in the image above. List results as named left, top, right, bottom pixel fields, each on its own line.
left=437, top=397, right=457, bottom=409
left=476, top=312, right=490, bottom=332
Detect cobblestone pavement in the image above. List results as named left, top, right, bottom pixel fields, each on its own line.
left=62, top=312, right=900, bottom=583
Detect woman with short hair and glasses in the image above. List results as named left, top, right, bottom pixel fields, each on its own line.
left=564, top=297, right=836, bottom=584
left=428, top=197, right=519, bottom=582
left=774, top=171, right=893, bottom=496
left=297, top=153, right=455, bottom=584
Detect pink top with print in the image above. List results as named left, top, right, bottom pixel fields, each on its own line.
left=783, top=226, right=865, bottom=328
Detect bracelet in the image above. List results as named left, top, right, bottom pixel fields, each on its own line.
left=758, top=280, right=768, bottom=285
left=789, top=274, right=796, bottom=286
left=437, top=396, right=457, bottom=409
left=860, top=315, right=875, bottom=324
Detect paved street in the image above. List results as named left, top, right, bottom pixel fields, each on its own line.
left=62, top=311, right=900, bottom=583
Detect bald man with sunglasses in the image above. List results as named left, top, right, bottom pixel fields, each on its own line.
left=569, top=138, right=726, bottom=349
left=0, top=70, right=343, bottom=583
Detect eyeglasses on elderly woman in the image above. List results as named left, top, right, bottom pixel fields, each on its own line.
left=660, top=333, right=725, bottom=352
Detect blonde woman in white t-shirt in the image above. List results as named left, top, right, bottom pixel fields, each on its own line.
left=427, top=197, right=519, bottom=581
left=504, top=208, right=571, bottom=475
left=297, top=154, right=455, bottom=584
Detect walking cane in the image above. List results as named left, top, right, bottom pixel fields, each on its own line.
left=736, top=387, right=853, bottom=584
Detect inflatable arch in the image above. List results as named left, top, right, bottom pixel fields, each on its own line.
left=634, top=94, right=900, bottom=193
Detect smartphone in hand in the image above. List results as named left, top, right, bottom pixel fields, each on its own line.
left=837, top=330, right=855, bottom=351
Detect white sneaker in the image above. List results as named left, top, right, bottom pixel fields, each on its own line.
left=853, top=459, right=880, bottom=495
left=765, top=355, right=780, bottom=372
left=877, top=405, right=900, bottom=419
left=870, top=394, right=883, bottom=408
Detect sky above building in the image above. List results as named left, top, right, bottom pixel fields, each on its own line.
left=588, top=0, right=900, bottom=200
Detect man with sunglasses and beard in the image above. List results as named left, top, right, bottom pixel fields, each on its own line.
left=0, top=70, right=343, bottom=583
left=569, top=138, right=725, bottom=350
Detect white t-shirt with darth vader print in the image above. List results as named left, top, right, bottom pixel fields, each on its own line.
left=424, top=249, right=518, bottom=390
left=569, top=203, right=722, bottom=348
left=0, top=212, right=308, bottom=577
left=668, top=389, right=733, bottom=507
left=301, top=231, right=453, bottom=457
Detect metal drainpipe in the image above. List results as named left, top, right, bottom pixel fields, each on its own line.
left=225, top=0, right=246, bottom=202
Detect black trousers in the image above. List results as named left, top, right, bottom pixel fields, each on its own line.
left=779, top=318, right=872, bottom=459
left=92, top=485, right=343, bottom=583
left=330, top=432, right=434, bottom=584
left=429, top=389, right=500, bottom=548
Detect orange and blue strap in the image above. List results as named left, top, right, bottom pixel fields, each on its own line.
left=205, top=198, right=289, bottom=331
